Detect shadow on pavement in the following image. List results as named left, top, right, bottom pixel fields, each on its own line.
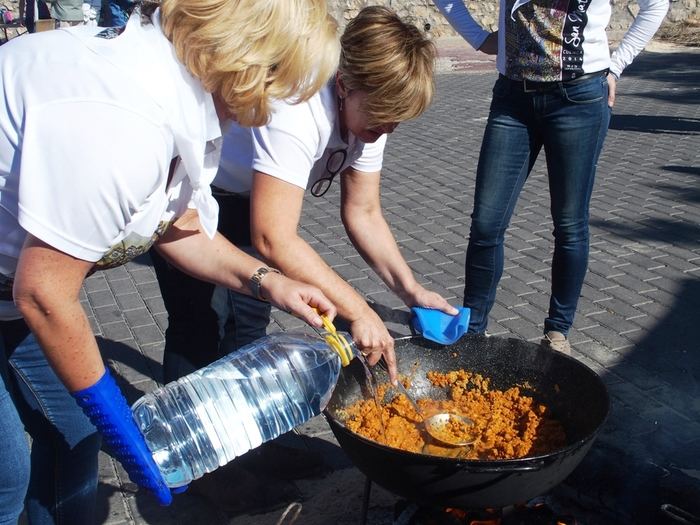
left=127, top=435, right=348, bottom=525
left=622, top=49, right=700, bottom=87
left=610, top=114, right=700, bottom=135
left=96, top=336, right=162, bottom=403
left=590, top=160, right=700, bottom=246
left=609, top=49, right=700, bottom=135
left=562, top=277, right=700, bottom=524
left=664, top=164, right=700, bottom=177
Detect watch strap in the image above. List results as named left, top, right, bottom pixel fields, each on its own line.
left=249, top=266, right=281, bottom=301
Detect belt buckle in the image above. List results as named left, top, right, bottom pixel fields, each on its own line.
left=522, top=79, right=537, bottom=93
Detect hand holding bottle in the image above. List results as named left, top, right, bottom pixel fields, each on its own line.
left=254, top=267, right=337, bottom=329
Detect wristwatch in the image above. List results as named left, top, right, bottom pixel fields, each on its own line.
left=249, top=266, right=281, bottom=301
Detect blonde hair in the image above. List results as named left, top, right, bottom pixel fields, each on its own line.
left=159, top=0, right=339, bottom=127
left=339, top=6, right=436, bottom=127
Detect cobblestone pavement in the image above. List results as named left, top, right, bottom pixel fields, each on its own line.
left=80, top=40, right=700, bottom=525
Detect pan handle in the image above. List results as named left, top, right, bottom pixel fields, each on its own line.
left=660, top=503, right=700, bottom=524
left=454, top=460, right=545, bottom=473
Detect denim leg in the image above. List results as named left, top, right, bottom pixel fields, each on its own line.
left=153, top=190, right=263, bottom=383
left=103, top=0, right=132, bottom=26
left=464, top=77, right=542, bottom=333
left=0, top=322, right=30, bottom=525
left=151, top=250, right=220, bottom=384
left=212, top=193, right=270, bottom=355
left=541, top=77, right=611, bottom=335
left=211, top=244, right=271, bottom=355
left=214, top=287, right=271, bottom=355
left=1, top=320, right=99, bottom=525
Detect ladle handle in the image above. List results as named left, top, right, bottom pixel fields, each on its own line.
left=376, top=358, right=423, bottom=418
left=392, top=377, right=423, bottom=416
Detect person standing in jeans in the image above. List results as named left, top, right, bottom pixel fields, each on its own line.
left=43, top=0, right=83, bottom=27
left=100, top=0, right=133, bottom=26
left=435, top=0, right=668, bottom=353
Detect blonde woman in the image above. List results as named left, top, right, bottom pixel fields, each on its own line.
left=155, top=6, right=458, bottom=394
left=0, top=0, right=338, bottom=522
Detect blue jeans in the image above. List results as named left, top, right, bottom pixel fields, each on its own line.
left=464, top=73, right=611, bottom=336
left=154, top=191, right=269, bottom=383
left=153, top=244, right=270, bottom=383
left=0, top=320, right=100, bottom=525
left=100, top=0, right=133, bottom=26
left=212, top=283, right=271, bottom=355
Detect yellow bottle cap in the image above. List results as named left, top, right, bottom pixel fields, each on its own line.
left=317, top=313, right=353, bottom=367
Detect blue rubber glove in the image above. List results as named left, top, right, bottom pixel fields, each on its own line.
left=72, top=368, right=179, bottom=505
left=411, top=306, right=471, bottom=345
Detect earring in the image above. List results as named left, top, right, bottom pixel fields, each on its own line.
left=339, top=96, right=344, bottom=113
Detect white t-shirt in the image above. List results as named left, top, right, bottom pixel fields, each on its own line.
left=0, top=12, right=222, bottom=320
left=214, top=81, right=387, bottom=194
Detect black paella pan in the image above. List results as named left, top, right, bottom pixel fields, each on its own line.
left=324, top=335, right=609, bottom=509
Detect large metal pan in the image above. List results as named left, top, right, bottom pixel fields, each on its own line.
left=324, top=335, right=609, bottom=509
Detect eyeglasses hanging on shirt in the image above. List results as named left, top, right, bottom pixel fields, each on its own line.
left=310, top=149, right=348, bottom=197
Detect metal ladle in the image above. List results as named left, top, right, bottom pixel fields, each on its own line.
left=376, top=360, right=476, bottom=448
left=391, top=377, right=476, bottom=448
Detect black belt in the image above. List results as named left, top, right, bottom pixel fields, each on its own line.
left=505, top=70, right=608, bottom=93
left=211, top=185, right=248, bottom=198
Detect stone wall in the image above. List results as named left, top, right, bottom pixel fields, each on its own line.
left=3, top=0, right=694, bottom=41
left=328, top=0, right=697, bottom=40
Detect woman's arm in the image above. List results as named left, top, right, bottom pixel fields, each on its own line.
left=13, top=235, right=104, bottom=392
left=154, top=209, right=334, bottom=328
left=433, top=0, right=491, bottom=50
left=249, top=171, right=397, bottom=378
left=607, top=0, right=668, bottom=107
left=340, top=169, right=458, bottom=315
left=609, top=0, right=669, bottom=78
left=13, top=235, right=187, bottom=503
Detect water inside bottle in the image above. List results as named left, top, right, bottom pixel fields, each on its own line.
left=132, top=332, right=345, bottom=487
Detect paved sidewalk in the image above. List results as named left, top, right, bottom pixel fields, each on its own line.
left=82, top=39, right=700, bottom=525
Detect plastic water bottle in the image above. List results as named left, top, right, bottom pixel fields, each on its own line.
left=131, top=332, right=353, bottom=488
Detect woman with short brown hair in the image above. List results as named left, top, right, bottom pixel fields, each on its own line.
left=156, top=6, right=458, bottom=392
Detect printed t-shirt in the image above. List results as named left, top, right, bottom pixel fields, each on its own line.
left=434, top=0, right=669, bottom=80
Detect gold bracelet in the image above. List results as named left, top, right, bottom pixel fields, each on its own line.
left=249, top=267, right=281, bottom=301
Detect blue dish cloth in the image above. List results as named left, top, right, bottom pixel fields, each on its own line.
left=410, top=306, right=471, bottom=345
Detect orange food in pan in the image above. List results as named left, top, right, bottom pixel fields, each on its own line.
left=343, top=369, right=566, bottom=460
